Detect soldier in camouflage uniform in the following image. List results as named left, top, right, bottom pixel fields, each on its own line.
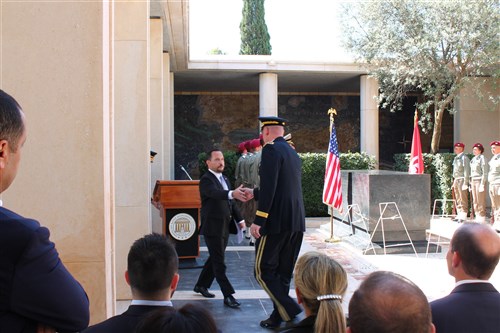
left=452, top=142, right=470, bottom=222
left=488, top=140, right=500, bottom=231
left=470, top=143, right=488, bottom=223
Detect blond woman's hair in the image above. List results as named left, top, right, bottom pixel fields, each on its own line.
left=294, top=251, right=347, bottom=333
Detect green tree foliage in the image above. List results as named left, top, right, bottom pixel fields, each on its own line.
left=208, top=48, right=226, bottom=55
left=240, top=0, right=272, bottom=55
left=340, top=0, right=500, bottom=153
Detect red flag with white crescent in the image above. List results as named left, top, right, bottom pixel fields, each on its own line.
left=409, top=112, right=424, bottom=174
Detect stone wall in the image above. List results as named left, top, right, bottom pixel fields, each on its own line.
left=173, top=93, right=455, bottom=179
left=174, top=94, right=360, bottom=179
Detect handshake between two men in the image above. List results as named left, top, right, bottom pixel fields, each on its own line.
left=231, top=187, right=262, bottom=239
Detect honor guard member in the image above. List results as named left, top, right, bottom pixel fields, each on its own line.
left=488, top=140, right=500, bottom=231
left=234, top=141, right=249, bottom=234
left=470, top=143, right=488, bottom=223
left=452, top=142, right=470, bottom=222
left=244, top=138, right=262, bottom=245
left=234, top=142, right=248, bottom=187
left=247, top=116, right=306, bottom=329
left=284, top=133, right=295, bottom=150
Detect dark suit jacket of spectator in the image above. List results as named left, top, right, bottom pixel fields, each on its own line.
left=82, top=305, right=171, bottom=333
left=0, top=207, right=89, bottom=333
left=431, top=282, right=500, bottom=333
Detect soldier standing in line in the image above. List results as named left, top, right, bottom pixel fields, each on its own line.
left=452, top=142, right=470, bottom=222
left=246, top=138, right=262, bottom=245
left=234, top=141, right=248, bottom=188
left=239, top=140, right=255, bottom=241
left=488, top=140, right=500, bottom=231
left=470, top=143, right=488, bottom=223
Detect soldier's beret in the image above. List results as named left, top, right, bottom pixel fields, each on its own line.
left=244, top=140, right=252, bottom=151
left=490, top=140, right=500, bottom=146
left=473, top=143, right=483, bottom=150
left=250, top=138, right=261, bottom=149
left=259, top=116, right=287, bottom=128
left=237, top=142, right=247, bottom=153
left=454, top=142, right=465, bottom=148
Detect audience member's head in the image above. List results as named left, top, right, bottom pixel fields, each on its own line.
left=348, top=271, right=434, bottom=333
left=126, top=233, right=179, bottom=300
left=294, top=251, right=347, bottom=333
left=0, top=89, right=27, bottom=193
left=134, top=303, right=218, bottom=333
left=448, top=223, right=500, bottom=281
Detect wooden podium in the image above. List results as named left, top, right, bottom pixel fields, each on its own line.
left=152, top=180, right=201, bottom=259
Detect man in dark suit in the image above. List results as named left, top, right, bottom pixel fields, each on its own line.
left=245, top=116, right=306, bottom=329
left=193, top=149, right=247, bottom=308
left=0, top=90, right=90, bottom=333
left=430, top=223, right=500, bottom=333
left=83, top=233, right=179, bottom=333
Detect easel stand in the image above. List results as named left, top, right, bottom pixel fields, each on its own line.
left=363, top=202, right=418, bottom=257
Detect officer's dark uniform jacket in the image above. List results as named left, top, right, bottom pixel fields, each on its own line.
left=253, top=136, right=305, bottom=235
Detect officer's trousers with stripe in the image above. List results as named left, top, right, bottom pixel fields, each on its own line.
left=254, top=231, right=303, bottom=322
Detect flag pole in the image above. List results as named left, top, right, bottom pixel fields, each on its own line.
left=325, top=108, right=342, bottom=243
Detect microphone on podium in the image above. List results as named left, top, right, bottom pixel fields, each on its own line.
left=179, top=164, right=193, bottom=180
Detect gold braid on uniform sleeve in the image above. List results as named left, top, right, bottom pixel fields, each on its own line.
left=256, top=210, right=269, bottom=218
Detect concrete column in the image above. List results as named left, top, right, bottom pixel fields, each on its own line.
left=360, top=75, right=380, bottom=167
left=114, top=0, right=151, bottom=299
left=150, top=18, right=164, bottom=234
left=1, top=0, right=113, bottom=323
left=163, top=53, right=175, bottom=180
left=259, top=73, right=278, bottom=117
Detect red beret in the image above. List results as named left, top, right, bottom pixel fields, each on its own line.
left=244, top=140, right=252, bottom=151
left=473, top=143, right=483, bottom=150
left=490, top=140, right=500, bottom=146
left=454, top=142, right=465, bottom=148
left=237, top=142, right=247, bottom=153
left=251, top=138, right=261, bottom=149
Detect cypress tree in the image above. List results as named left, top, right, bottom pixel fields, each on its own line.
left=240, top=0, right=272, bottom=55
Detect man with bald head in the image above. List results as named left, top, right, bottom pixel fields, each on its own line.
left=348, top=271, right=435, bottom=333
left=431, top=223, right=500, bottom=333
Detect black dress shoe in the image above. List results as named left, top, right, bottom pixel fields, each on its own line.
left=259, top=317, right=282, bottom=329
left=283, top=317, right=299, bottom=328
left=193, top=285, right=215, bottom=298
left=223, top=295, right=241, bottom=308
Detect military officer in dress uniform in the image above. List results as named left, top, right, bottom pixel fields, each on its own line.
left=470, top=143, right=488, bottom=223
left=244, top=116, right=306, bottom=329
left=488, top=140, right=500, bottom=231
left=452, top=142, right=470, bottom=222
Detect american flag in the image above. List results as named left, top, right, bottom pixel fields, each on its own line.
left=323, top=120, right=343, bottom=210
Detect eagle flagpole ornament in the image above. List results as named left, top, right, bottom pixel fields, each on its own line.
left=323, top=108, right=343, bottom=243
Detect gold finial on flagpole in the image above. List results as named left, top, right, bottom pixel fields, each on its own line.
left=327, top=108, right=338, bottom=133
left=325, top=107, right=342, bottom=244
left=328, top=108, right=337, bottom=124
